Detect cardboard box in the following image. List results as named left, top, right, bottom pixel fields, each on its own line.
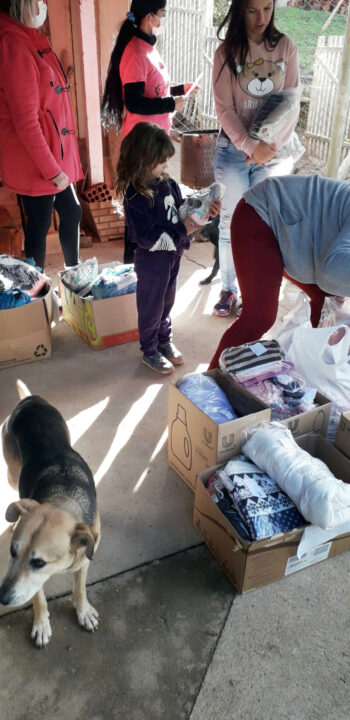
left=58, top=262, right=138, bottom=349
left=0, top=284, right=53, bottom=370
left=281, top=391, right=331, bottom=438
left=335, top=411, right=350, bottom=459
left=194, top=433, right=350, bottom=593
left=168, top=369, right=271, bottom=492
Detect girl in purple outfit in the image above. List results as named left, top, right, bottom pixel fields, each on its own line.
left=117, top=122, right=221, bottom=375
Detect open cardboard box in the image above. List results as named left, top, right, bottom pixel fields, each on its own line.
left=58, top=261, right=138, bottom=350
left=168, top=369, right=271, bottom=492
left=193, top=433, right=350, bottom=593
left=335, top=411, right=350, bottom=460
left=0, top=283, right=53, bottom=369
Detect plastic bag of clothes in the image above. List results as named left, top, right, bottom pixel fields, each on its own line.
left=177, top=373, right=238, bottom=424
left=249, top=88, right=304, bottom=162
left=90, top=265, right=137, bottom=299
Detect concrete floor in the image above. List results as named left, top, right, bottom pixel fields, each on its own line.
left=1, top=152, right=350, bottom=718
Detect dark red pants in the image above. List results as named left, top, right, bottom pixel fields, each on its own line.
left=209, top=199, right=329, bottom=370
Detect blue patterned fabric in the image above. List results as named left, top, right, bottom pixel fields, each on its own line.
left=223, top=455, right=305, bottom=541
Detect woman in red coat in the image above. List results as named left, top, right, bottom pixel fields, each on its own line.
left=0, top=0, right=83, bottom=270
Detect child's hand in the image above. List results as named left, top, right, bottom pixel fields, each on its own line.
left=183, top=216, right=201, bottom=235
left=208, top=198, right=221, bottom=218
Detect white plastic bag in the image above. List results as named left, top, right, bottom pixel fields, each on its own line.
left=274, top=289, right=311, bottom=354
left=287, top=325, right=350, bottom=410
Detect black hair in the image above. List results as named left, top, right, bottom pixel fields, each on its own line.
left=101, top=0, right=166, bottom=132
left=217, top=0, right=283, bottom=78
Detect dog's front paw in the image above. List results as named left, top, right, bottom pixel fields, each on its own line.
left=76, top=602, right=99, bottom=632
left=31, top=615, right=52, bottom=647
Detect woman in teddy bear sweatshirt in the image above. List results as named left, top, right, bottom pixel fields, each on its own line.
left=211, top=0, right=300, bottom=318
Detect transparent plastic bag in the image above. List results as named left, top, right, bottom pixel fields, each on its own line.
left=249, top=88, right=305, bottom=163
left=90, top=265, right=137, bottom=299
left=176, top=373, right=238, bottom=424
left=61, top=257, right=98, bottom=293
left=318, top=296, right=350, bottom=330
left=249, top=88, right=300, bottom=145
left=178, top=182, right=225, bottom=226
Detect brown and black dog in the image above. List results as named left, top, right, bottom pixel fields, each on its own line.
left=0, top=380, right=100, bottom=647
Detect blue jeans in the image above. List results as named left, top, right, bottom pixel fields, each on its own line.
left=214, top=137, right=293, bottom=297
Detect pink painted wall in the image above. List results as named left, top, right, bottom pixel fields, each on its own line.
left=46, top=0, right=130, bottom=186
left=97, top=0, right=129, bottom=183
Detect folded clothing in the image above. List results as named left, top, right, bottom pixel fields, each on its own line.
left=177, top=373, right=238, bottom=424
left=219, top=339, right=285, bottom=383
left=249, top=89, right=299, bottom=145
left=0, top=287, right=31, bottom=310
left=90, top=265, right=137, bottom=299
left=0, top=254, right=47, bottom=298
left=60, top=257, right=98, bottom=293
left=246, top=371, right=318, bottom=420
left=242, top=422, right=350, bottom=530
left=206, top=472, right=251, bottom=540
left=218, top=455, right=304, bottom=541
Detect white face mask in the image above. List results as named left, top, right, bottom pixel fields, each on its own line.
left=32, top=0, right=48, bottom=28
left=151, top=14, right=166, bottom=37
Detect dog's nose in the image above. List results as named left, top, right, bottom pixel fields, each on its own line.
left=0, top=585, right=11, bottom=605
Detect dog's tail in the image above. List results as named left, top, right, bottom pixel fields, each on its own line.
left=16, top=379, right=31, bottom=400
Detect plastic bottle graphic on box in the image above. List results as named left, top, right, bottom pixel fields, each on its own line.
left=171, top=404, right=192, bottom=470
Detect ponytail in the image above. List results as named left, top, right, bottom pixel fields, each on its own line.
left=101, top=18, right=136, bottom=132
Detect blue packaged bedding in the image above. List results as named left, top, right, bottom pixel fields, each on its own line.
left=177, top=373, right=238, bottom=424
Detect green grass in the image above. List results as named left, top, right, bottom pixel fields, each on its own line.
left=275, top=7, right=346, bottom=78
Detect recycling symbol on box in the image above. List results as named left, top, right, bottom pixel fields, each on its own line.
left=33, top=344, right=48, bottom=358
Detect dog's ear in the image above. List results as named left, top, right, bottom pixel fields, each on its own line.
left=71, top=523, right=97, bottom=561
left=5, top=499, right=40, bottom=522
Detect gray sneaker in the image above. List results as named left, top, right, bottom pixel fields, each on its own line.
left=159, top=342, right=184, bottom=366
left=142, top=351, right=174, bottom=375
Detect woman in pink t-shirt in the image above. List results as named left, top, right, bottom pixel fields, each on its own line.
left=211, top=0, right=300, bottom=317
left=101, top=0, right=191, bottom=261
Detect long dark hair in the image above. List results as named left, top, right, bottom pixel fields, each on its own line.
left=217, top=0, right=283, bottom=77
left=116, top=122, right=175, bottom=200
left=101, top=0, right=166, bottom=132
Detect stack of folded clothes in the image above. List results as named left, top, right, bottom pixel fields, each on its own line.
left=0, top=254, right=47, bottom=309
left=206, top=452, right=305, bottom=541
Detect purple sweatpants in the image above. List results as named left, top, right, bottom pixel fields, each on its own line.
left=134, top=248, right=181, bottom=355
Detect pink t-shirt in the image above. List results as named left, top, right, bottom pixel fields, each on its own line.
left=213, top=36, right=300, bottom=156
left=120, top=36, right=172, bottom=138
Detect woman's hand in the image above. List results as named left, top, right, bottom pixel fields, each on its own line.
left=251, top=141, right=276, bottom=165
left=183, top=83, right=200, bottom=96
left=174, top=96, right=186, bottom=113
left=208, top=198, right=221, bottom=218
left=51, top=171, right=69, bottom=190
left=183, top=215, right=201, bottom=235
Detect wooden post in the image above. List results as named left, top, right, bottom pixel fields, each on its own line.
left=73, top=0, right=104, bottom=186
left=325, top=11, right=350, bottom=179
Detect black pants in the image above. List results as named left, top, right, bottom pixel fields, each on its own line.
left=20, top=185, right=82, bottom=270
left=123, top=225, right=137, bottom=264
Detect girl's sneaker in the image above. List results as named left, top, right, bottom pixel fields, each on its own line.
left=213, top=290, right=236, bottom=316
left=159, top=342, right=184, bottom=366
left=142, top=351, right=174, bottom=375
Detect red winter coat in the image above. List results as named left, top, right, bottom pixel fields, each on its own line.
left=0, top=14, right=83, bottom=196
